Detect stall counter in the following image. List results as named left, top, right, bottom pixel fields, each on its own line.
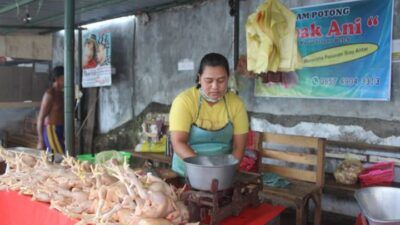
left=0, top=190, right=78, bottom=225
left=0, top=190, right=284, bottom=225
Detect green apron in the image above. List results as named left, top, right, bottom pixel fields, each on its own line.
left=171, top=96, right=233, bottom=176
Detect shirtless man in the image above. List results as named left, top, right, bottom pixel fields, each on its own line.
left=36, top=66, right=65, bottom=154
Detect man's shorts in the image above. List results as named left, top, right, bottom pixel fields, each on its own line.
left=42, top=124, right=65, bottom=154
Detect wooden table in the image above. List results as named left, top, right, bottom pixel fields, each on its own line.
left=130, top=151, right=172, bottom=165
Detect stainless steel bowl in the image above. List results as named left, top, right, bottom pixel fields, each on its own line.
left=183, top=154, right=238, bottom=191
left=355, top=187, right=400, bottom=225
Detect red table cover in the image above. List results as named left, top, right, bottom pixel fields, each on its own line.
left=0, top=190, right=78, bottom=225
left=355, top=213, right=369, bottom=225
left=220, top=203, right=285, bottom=225
left=0, top=190, right=284, bottom=225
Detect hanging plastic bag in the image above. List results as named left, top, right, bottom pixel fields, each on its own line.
left=246, top=0, right=303, bottom=73
left=239, top=131, right=259, bottom=172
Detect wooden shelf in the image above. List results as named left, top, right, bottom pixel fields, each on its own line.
left=324, top=173, right=359, bottom=196
left=130, top=151, right=172, bottom=165
left=324, top=173, right=400, bottom=197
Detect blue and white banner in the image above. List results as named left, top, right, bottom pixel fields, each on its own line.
left=255, top=0, right=393, bottom=100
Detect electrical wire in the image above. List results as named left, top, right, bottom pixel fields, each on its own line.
left=14, top=0, right=20, bottom=17
left=35, top=0, right=44, bottom=17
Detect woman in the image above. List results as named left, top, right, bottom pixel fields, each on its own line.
left=169, top=53, right=249, bottom=176
left=83, top=34, right=97, bottom=69
left=96, top=42, right=107, bottom=66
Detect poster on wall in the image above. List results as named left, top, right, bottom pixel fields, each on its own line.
left=255, top=0, right=393, bottom=100
left=82, top=32, right=112, bottom=88
left=393, top=39, right=400, bottom=63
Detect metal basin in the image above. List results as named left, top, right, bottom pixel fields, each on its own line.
left=355, top=187, right=400, bottom=225
left=183, top=154, right=238, bottom=191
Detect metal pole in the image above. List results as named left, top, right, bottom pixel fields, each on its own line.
left=76, top=29, right=83, bottom=156
left=233, top=0, right=240, bottom=69
left=64, top=0, right=75, bottom=156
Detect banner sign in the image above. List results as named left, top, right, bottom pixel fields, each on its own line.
left=82, top=32, right=112, bottom=88
left=255, top=0, right=393, bottom=100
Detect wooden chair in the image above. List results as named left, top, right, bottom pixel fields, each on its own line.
left=255, top=132, right=326, bottom=225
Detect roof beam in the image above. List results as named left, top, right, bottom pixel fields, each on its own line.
left=31, top=0, right=130, bottom=26
left=0, top=25, right=64, bottom=30
left=0, top=0, right=37, bottom=15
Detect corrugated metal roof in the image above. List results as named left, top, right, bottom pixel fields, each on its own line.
left=0, top=0, right=195, bottom=34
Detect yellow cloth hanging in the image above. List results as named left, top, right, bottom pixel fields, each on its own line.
left=246, top=0, right=303, bottom=73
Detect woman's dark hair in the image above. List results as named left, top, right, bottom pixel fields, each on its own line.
left=52, top=66, right=64, bottom=81
left=196, top=53, right=230, bottom=88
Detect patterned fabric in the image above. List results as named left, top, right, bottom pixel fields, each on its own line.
left=262, top=172, right=290, bottom=188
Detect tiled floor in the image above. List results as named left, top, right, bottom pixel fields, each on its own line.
left=280, top=209, right=356, bottom=225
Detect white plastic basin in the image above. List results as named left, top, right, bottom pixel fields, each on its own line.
left=355, top=187, right=400, bottom=225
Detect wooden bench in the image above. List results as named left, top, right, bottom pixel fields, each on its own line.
left=255, top=132, right=326, bottom=225
left=324, top=173, right=400, bottom=198
left=323, top=140, right=400, bottom=197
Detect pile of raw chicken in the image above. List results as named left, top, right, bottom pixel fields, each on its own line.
left=0, top=147, right=197, bottom=225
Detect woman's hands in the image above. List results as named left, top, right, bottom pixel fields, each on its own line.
left=231, top=133, right=248, bottom=161
left=171, top=131, right=248, bottom=162
left=170, top=131, right=197, bottom=159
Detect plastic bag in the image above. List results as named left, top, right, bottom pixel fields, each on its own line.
left=334, top=158, right=363, bottom=185
left=135, top=113, right=168, bottom=153
left=95, top=150, right=124, bottom=165
left=246, top=0, right=303, bottom=73
left=359, top=162, right=394, bottom=187
left=239, top=131, right=259, bottom=172
left=239, top=149, right=258, bottom=172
